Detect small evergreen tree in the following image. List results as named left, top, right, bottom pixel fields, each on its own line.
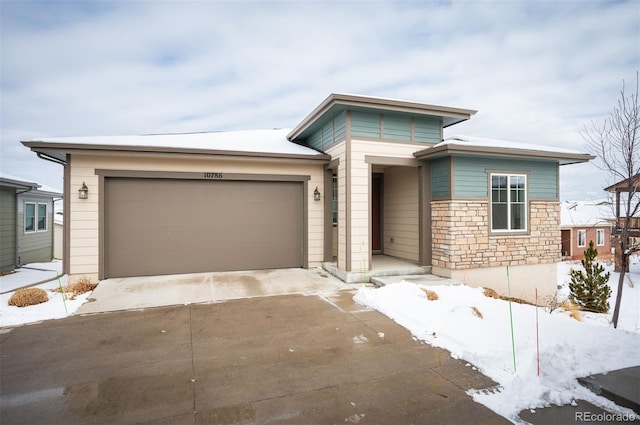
left=569, top=240, right=612, bottom=313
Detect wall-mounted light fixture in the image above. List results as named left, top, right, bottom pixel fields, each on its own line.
left=79, top=182, right=89, bottom=200
left=313, top=186, right=321, bottom=201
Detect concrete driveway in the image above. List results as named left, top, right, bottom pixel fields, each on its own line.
left=0, top=288, right=509, bottom=424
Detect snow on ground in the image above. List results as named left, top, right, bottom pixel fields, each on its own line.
left=0, top=261, right=91, bottom=328
left=354, top=260, right=640, bottom=423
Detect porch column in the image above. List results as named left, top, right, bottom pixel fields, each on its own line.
left=418, top=163, right=432, bottom=266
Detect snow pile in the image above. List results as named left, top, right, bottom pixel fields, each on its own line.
left=354, top=274, right=640, bottom=422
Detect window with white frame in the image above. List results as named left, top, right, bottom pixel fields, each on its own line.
left=490, top=174, right=527, bottom=231
left=596, top=229, right=605, bottom=246
left=332, top=175, right=338, bottom=225
left=577, top=229, right=586, bottom=247
left=25, top=202, right=48, bottom=233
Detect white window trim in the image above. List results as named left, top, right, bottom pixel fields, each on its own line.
left=596, top=229, right=605, bottom=246
left=577, top=229, right=586, bottom=247
left=24, top=201, right=48, bottom=233
left=490, top=173, right=528, bottom=232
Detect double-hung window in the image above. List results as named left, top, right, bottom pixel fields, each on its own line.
left=596, top=229, right=605, bottom=246
left=491, top=174, right=527, bottom=232
left=25, top=202, right=47, bottom=233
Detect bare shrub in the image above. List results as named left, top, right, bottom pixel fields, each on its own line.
left=54, top=276, right=97, bottom=300
left=562, top=299, right=583, bottom=322
left=8, top=288, right=49, bottom=307
left=422, top=288, right=439, bottom=301
left=470, top=306, right=483, bottom=319
left=482, top=287, right=533, bottom=305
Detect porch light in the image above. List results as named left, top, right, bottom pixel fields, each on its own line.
left=313, top=186, right=321, bottom=201
left=79, top=182, right=89, bottom=200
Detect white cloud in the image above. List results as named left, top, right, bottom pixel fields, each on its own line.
left=1, top=0, right=638, bottom=198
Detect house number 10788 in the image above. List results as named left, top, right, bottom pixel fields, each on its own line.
left=204, top=172, right=224, bottom=179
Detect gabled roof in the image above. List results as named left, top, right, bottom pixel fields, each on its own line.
left=22, top=129, right=329, bottom=163
left=414, top=135, right=594, bottom=165
left=287, top=93, right=477, bottom=142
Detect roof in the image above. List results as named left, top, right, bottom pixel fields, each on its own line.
left=0, top=172, right=62, bottom=196
left=0, top=172, right=39, bottom=190
left=414, top=135, right=594, bottom=165
left=560, top=200, right=615, bottom=227
left=287, top=93, right=477, bottom=141
left=604, top=174, right=640, bottom=192
left=22, top=129, right=329, bottom=163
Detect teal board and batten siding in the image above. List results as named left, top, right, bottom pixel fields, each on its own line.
left=306, top=111, right=347, bottom=152
left=383, top=113, right=411, bottom=141
left=430, top=158, right=450, bottom=198
left=452, top=157, right=559, bottom=199
left=0, top=187, right=17, bottom=272
left=351, top=110, right=381, bottom=139
left=414, top=116, right=441, bottom=143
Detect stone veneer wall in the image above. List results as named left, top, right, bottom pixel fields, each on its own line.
left=431, top=200, right=561, bottom=270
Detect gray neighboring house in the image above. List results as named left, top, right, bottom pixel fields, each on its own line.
left=0, top=173, right=62, bottom=272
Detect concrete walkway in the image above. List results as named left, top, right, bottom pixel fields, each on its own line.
left=77, top=268, right=349, bottom=314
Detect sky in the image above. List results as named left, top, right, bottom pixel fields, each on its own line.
left=1, top=0, right=638, bottom=200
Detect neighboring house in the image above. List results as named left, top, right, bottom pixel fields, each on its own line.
left=560, top=200, right=614, bottom=261
left=604, top=174, right=640, bottom=271
left=22, top=93, right=593, bottom=301
left=0, top=173, right=62, bottom=272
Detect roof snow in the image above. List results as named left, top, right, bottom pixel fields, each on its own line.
left=28, top=128, right=322, bottom=156
left=561, top=200, right=614, bottom=227
left=438, top=135, right=586, bottom=156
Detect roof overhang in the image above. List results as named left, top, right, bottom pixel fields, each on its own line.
left=287, top=93, right=477, bottom=141
left=413, top=143, right=595, bottom=165
left=21, top=141, right=331, bottom=163
left=604, top=174, right=640, bottom=192
left=0, top=176, right=39, bottom=190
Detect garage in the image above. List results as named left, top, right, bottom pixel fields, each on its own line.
left=104, top=177, right=304, bottom=278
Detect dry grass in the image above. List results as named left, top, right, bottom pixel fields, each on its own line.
left=8, top=288, right=49, bottom=307
left=482, top=287, right=532, bottom=305
left=561, top=299, right=583, bottom=322
left=470, top=306, right=483, bottom=319
left=54, top=276, right=97, bottom=300
left=422, top=288, right=439, bottom=301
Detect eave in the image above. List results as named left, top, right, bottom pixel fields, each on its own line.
left=21, top=141, right=331, bottom=163
left=413, top=143, right=595, bottom=165
left=287, top=93, right=477, bottom=141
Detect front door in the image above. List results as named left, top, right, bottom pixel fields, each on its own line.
left=372, top=173, right=383, bottom=252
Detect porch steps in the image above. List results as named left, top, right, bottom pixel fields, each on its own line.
left=370, top=274, right=462, bottom=287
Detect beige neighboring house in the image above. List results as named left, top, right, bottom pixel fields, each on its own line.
left=22, top=94, right=593, bottom=301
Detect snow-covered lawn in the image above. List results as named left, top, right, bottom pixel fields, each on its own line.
left=0, top=262, right=92, bottom=328
left=355, top=260, right=640, bottom=423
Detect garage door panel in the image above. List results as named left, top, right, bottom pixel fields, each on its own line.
left=105, top=178, right=303, bottom=278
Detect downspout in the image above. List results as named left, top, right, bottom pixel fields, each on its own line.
left=34, top=151, right=68, bottom=274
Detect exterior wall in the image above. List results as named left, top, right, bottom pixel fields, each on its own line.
left=562, top=226, right=613, bottom=261
left=307, top=111, right=347, bottom=152
left=326, top=142, right=347, bottom=271
left=383, top=166, right=419, bottom=261
left=16, top=194, right=54, bottom=265
left=0, top=186, right=16, bottom=272
left=350, top=111, right=440, bottom=143
left=350, top=139, right=421, bottom=273
left=54, top=222, right=63, bottom=259
left=431, top=158, right=450, bottom=199
left=68, top=153, right=326, bottom=281
left=452, top=157, right=558, bottom=199
left=431, top=199, right=560, bottom=302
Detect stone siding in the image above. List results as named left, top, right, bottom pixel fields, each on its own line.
left=432, top=200, right=561, bottom=270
